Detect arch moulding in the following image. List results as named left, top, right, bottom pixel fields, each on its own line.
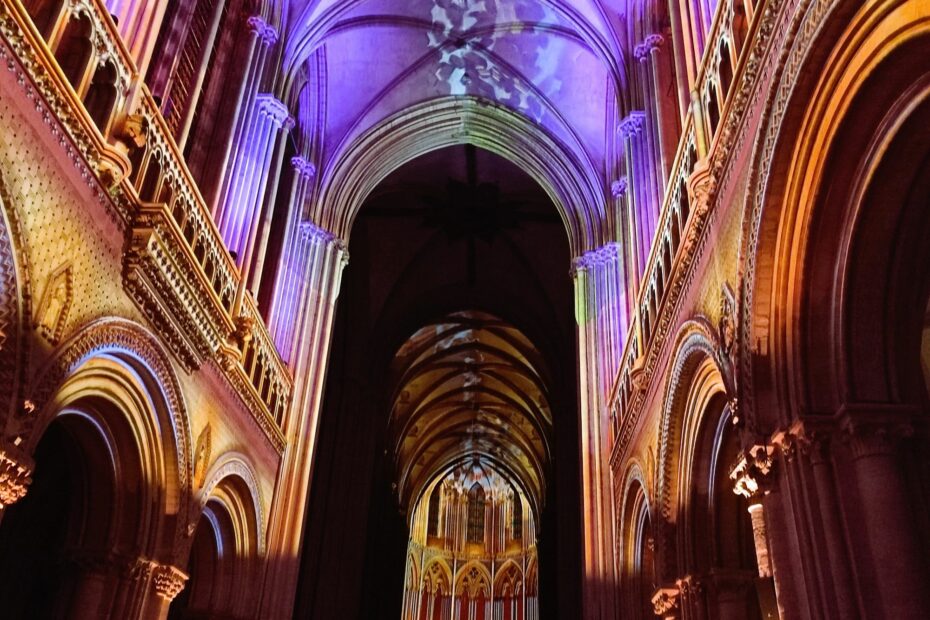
left=314, top=96, right=608, bottom=257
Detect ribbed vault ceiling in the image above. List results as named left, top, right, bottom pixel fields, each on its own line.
left=388, top=311, right=552, bottom=517
left=284, top=0, right=626, bottom=195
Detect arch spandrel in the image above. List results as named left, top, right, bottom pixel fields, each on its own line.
left=22, top=317, right=194, bottom=561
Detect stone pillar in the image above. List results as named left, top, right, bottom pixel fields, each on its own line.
left=216, top=94, right=292, bottom=277
left=730, top=445, right=780, bottom=619
left=795, top=426, right=856, bottom=618
left=573, top=243, right=627, bottom=619
left=258, top=222, right=348, bottom=617
left=267, top=157, right=317, bottom=360
left=205, top=16, right=278, bottom=206
left=619, top=112, right=655, bottom=279
left=841, top=411, right=927, bottom=617
left=635, top=34, right=678, bottom=182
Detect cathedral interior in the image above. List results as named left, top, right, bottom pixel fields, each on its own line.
left=0, top=0, right=928, bottom=618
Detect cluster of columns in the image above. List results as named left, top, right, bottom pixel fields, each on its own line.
left=573, top=241, right=628, bottom=618
left=257, top=221, right=349, bottom=617
left=646, top=406, right=930, bottom=620
left=762, top=409, right=928, bottom=619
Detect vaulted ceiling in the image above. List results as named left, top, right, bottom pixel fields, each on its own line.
left=387, top=311, right=552, bottom=517
left=282, top=0, right=628, bottom=199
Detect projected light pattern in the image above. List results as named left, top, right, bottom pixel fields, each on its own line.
left=425, top=0, right=566, bottom=123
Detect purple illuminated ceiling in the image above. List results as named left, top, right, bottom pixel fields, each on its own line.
left=284, top=0, right=628, bottom=192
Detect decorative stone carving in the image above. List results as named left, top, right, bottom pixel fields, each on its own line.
left=0, top=447, right=32, bottom=508
left=153, top=563, right=188, bottom=601
left=634, top=34, right=664, bottom=62
left=611, top=177, right=629, bottom=198
left=718, top=283, right=736, bottom=358
left=840, top=417, right=914, bottom=459
left=247, top=15, right=279, bottom=47
left=34, top=263, right=73, bottom=344
left=618, top=111, right=646, bottom=139
left=291, top=156, right=317, bottom=180
left=730, top=445, right=774, bottom=499
left=193, top=424, right=212, bottom=489
left=652, top=586, right=680, bottom=618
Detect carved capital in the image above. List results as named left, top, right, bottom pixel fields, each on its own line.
left=634, top=33, right=664, bottom=61
left=610, top=177, right=629, bottom=198
left=153, top=564, right=188, bottom=601
left=571, top=242, right=622, bottom=276
left=676, top=573, right=703, bottom=596
left=840, top=418, right=913, bottom=459
left=0, top=447, right=33, bottom=508
left=256, top=94, right=291, bottom=129
left=651, top=585, right=680, bottom=617
left=291, top=156, right=317, bottom=180
left=247, top=16, right=278, bottom=46
left=729, top=444, right=774, bottom=499
left=618, top=110, right=646, bottom=138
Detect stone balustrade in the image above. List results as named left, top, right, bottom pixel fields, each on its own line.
left=2, top=0, right=291, bottom=453
left=610, top=0, right=763, bottom=455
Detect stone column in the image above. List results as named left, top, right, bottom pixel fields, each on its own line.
left=258, top=222, right=348, bottom=617
left=573, top=243, right=627, bottom=619
left=619, top=112, right=651, bottom=279
left=635, top=34, right=676, bottom=186
left=730, top=445, right=780, bottom=619
left=216, top=94, right=292, bottom=277
left=206, top=16, right=278, bottom=207
left=267, top=157, right=317, bottom=360
left=795, top=425, right=856, bottom=618
left=840, top=410, right=927, bottom=617
left=97, top=558, right=188, bottom=620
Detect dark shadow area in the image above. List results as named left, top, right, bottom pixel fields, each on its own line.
left=295, top=146, right=582, bottom=619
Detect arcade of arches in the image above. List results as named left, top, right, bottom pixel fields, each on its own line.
left=0, top=0, right=928, bottom=618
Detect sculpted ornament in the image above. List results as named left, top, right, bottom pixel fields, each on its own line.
left=34, top=263, right=73, bottom=344
left=652, top=586, right=680, bottom=618
left=193, top=424, right=212, bottom=489
left=0, top=446, right=32, bottom=508
left=153, top=564, right=188, bottom=601
left=718, top=284, right=737, bottom=359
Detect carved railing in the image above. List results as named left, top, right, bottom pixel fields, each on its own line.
left=2, top=0, right=289, bottom=452
left=609, top=0, right=762, bottom=453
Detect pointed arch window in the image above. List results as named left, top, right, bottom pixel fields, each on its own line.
left=512, top=493, right=523, bottom=541
left=427, top=484, right=441, bottom=537
left=467, top=483, right=485, bottom=543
